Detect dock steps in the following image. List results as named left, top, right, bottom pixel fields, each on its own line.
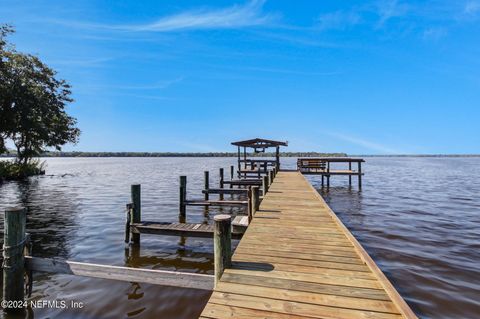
left=232, top=215, right=249, bottom=234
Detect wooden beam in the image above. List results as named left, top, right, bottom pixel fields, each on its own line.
left=185, top=200, right=248, bottom=206
left=25, top=256, right=214, bottom=291
left=202, top=188, right=248, bottom=195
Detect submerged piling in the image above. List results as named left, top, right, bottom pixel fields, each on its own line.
left=2, top=207, right=27, bottom=313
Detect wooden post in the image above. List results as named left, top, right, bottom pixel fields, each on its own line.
left=247, top=187, right=253, bottom=223
left=321, top=175, right=324, bottom=188
left=262, top=175, right=269, bottom=196
left=358, top=162, right=362, bottom=190
left=327, top=162, right=330, bottom=189
left=125, top=203, right=133, bottom=244
left=219, top=168, right=224, bottom=200
left=2, top=207, right=27, bottom=313
left=204, top=171, right=210, bottom=201
left=349, top=162, right=352, bottom=187
left=179, top=176, right=187, bottom=220
left=230, top=165, right=234, bottom=189
left=251, top=186, right=260, bottom=214
left=131, top=185, right=141, bottom=244
left=237, top=146, right=241, bottom=177
left=214, top=214, right=231, bottom=287
left=243, top=147, right=247, bottom=170
left=268, top=170, right=273, bottom=185
left=275, top=146, right=280, bottom=169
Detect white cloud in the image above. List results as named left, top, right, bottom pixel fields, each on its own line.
left=328, top=132, right=401, bottom=154
left=48, top=0, right=278, bottom=32
left=131, top=0, right=276, bottom=32
left=317, top=11, right=361, bottom=30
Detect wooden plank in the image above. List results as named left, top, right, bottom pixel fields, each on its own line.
left=131, top=222, right=244, bottom=240
left=202, top=188, right=248, bottom=195
left=208, top=292, right=402, bottom=319
left=185, top=200, right=248, bottom=206
left=224, top=268, right=382, bottom=289
left=215, top=282, right=400, bottom=314
left=25, top=256, right=214, bottom=290
left=220, top=272, right=390, bottom=301
left=202, top=303, right=312, bottom=319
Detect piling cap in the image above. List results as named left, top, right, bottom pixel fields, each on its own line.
left=214, top=214, right=231, bottom=221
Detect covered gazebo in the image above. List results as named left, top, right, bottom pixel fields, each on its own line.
left=231, top=138, right=288, bottom=178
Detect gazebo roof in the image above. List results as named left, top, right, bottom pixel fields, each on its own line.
left=231, top=138, right=288, bottom=149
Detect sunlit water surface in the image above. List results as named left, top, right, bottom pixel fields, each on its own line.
left=0, top=157, right=479, bottom=318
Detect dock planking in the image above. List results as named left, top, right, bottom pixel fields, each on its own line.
left=201, top=171, right=417, bottom=319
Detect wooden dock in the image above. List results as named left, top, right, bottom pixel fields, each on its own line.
left=201, top=171, right=417, bottom=319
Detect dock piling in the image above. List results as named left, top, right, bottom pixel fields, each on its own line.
left=349, top=162, right=352, bottom=187
left=230, top=166, right=234, bottom=189
left=125, top=203, right=133, bottom=244
left=219, top=168, right=224, bottom=200
left=179, top=176, right=187, bottom=219
left=213, top=214, right=232, bottom=287
left=2, top=207, right=27, bottom=313
left=131, top=185, right=141, bottom=244
left=204, top=171, right=209, bottom=201
left=262, top=175, right=268, bottom=196
left=247, top=187, right=253, bottom=223
left=358, top=162, right=362, bottom=190
left=251, top=186, right=260, bottom=214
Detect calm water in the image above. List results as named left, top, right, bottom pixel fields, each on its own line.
left=0, top=157, right=479, bottom=318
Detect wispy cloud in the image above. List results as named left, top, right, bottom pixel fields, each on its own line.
left=328, top=132, right=401, bottom=154
left=107, top=77, right=184, bottom=90
left=376, top=0, right=408, bottom=28
left=422, top=27, right=447, bottom=41
left=47, top=0, right=278, bottom=33
left=316, top=10, right=362, bottom=31
left=464, top=1, right=480, bottom=15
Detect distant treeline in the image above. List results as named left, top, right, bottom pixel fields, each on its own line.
left=1, top=151, right=347, bottom=158
left=2, top=151, right=479, bottom=158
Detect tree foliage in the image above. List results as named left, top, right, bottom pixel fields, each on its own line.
left=0, top=25, right=80, bottom=165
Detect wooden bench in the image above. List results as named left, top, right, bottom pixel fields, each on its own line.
left=297, top=158, right=327, bottom=172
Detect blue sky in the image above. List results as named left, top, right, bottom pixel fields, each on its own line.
left=2, top=0, right=480, bottom=154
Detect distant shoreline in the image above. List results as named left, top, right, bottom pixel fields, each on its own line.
left=2, top=152, right=480, bottom=158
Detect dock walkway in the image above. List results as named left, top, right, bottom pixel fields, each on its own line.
left=201, top=171, right=416, bottom=319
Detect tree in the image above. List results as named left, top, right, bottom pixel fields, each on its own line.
left=0, top=25, right=80, bottom=165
